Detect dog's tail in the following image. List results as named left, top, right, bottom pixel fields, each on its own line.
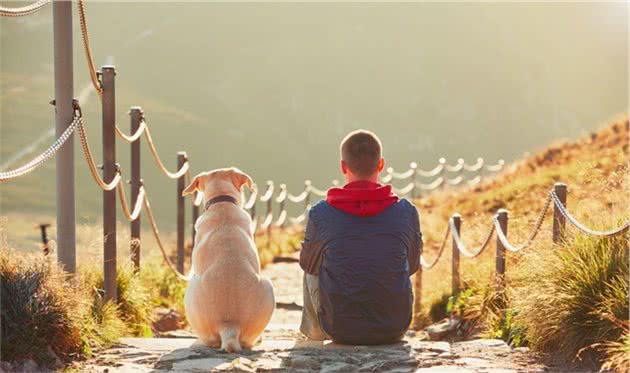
left=219, top=326, right=241, bottom=353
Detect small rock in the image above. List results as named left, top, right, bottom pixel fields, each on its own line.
left=157, top=329, right=195, bottom=338
left=47, top=345, right=64, bottom=369
left=454, top=357, right=493, bottom=367
left=152, top=307, right=183, bottom=332
left=0, top=361, right=12, bottom=373
left=289, top=356, right=320, bottom=370
left=17, top=359, right=39, bottom=373
left=425, top=317, right=460, bottom=341
left=321, top=362, right=356, bottom=372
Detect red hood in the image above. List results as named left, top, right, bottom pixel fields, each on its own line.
left=326, top=181, right=399, bottom=216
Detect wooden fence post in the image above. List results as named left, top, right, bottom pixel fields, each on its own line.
left=102, top=66, right=117, bottom=302
left=177, top=152, right=187, bottom=274
left=53, top=0, right=76, bottom=274
left=438, top=158, right=446, bottom=189
left=476, top=158, right=484, bottom=183
left=413, top=266, right=423, bottom=324
left=410, top=162, right=418, bottom=200
left=249, top=194, right=256, bottom=221
left=279, top=184, right=287, bottom=228
left=266, top=183, right=273, bottom=249
left=192, top=199, right=199, bottom=246
left=451, top=214, right=462, bottom=295
left=129, top=106, right=142, bottom=271
left=495, top=209, right=508, bottom=291
left=552, top=183, right=567, bottom=243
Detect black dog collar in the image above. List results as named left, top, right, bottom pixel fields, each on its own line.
left=204, top=195, right=239, bottom=212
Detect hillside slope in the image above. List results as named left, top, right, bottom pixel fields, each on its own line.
left=416, top=116, right=629, bottom=312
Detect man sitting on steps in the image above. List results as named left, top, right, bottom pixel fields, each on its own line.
left=299, top=129, right=423, bottom=345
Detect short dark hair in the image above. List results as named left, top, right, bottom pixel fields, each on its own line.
left=340, top=130, right=382, bottom=178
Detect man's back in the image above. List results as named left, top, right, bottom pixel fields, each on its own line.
left=300, top=197, right=422, bottom=345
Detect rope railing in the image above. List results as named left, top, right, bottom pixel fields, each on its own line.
left=79, top=0, right=190, bottom=182
left=444, top=159, right=464, bottom=173
left=420, top=224, right=451, bottom=270
left=416, top=163, right=444, bottom=178
left=0, top=0, right=49, bottom=17
left=393, top=182, right=415, bottom=196
left=463, top=158, right=484, bottom=172
left=416, top=177, right=444, bottom=190
left=550, top=190, right=630, bottom=237
left=118, top=184, right=145, bottom=222
left=0, top=114, right=79, bottom=182
left=142, top=188, right=192, bottom=281
left=76, top=114, right=122, bottom=191
left=485, top=160, right=505, bottom=172
left=237, top=157, right=505, bottom=234
left=445, top=175, right=464, bottom=186
left=466, top=176, right=482, bottom=186
left=115, top=120, right=146, bottom=143
left=411, top=182, right=630, bottom=312
left=287, top=190, right=309, bottom=203
left=142, top=119, right=190, bottom=179
left=259, top=181, right=275, bottom=202
left=243, top=188, right=258, bottom=209
left=7, top=0, right=627, bottom=304
left=492, top=192, right=552, bottom=252
left=77, top=0, right=102, bottom=100
left=450, top=219, right=495, bottom=258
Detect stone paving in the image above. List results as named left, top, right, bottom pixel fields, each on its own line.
left=81, top=326, right=553, bottom=373
left=78, top=260, right=567, bottom=372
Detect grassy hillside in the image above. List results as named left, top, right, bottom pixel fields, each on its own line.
left=413, top=116, right=629, bottom=370
left=416, top=116, right=628, bottom=311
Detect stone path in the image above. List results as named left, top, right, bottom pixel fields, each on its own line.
left=78, top=260, right=563, bottom=372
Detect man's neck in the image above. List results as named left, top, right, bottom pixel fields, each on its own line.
left=345, top=175, right=379, bottom=184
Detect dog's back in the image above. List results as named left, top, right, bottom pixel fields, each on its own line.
left=182, top=169, right=274, bottom=351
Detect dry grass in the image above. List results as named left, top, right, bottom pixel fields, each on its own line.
left=0, top=248, right=127, bottom=367
left=415, top=118, right=629, bottom=317
left=412, top=118, right=629, bottom=370
left=514, top=232, right=628, bottom=367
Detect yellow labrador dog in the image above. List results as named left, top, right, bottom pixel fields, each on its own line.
left=182, top=167, right=274, bottom=352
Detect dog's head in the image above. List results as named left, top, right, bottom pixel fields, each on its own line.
left=182, top=167, right=254, bottom=196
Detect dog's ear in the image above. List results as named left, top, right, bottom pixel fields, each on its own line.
left=183, top=173, right=205, bottom=196
left=230, top=168, right=254, bottom=192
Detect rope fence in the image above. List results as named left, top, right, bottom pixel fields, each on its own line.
left=0, top=0, right=49, bottom=17
left=411, top=182, right=630, bottom=315
left=3, top=2, right=628, bottom=308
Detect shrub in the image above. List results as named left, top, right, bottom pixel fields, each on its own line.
left=441, top=278, right=526, bottom=346
left=598, top=324, right=629, bottom=372
left=428, top=292, right=451, bottom=322
left=82, top=261, right=153, bottom=337
left=78, top=295, right=127, bottom=355
left=0, top=249, right=83, bottom=365
left=514, top=233, right=629, bottom=366
left=139, top=256, right=187, bottom=320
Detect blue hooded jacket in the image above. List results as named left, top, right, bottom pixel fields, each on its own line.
left=299, top=187, right=422, bottom=345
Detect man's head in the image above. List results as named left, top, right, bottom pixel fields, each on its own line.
left=340, top=130, right=385, bottom=182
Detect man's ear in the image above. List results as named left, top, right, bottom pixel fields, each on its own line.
left=341, top=160, right=348, bottom=175
left=183, top=173, right=204, bottom=196
left=377, top=158, right=385, bottom=173
left=230, top=168, right=254, bottom=192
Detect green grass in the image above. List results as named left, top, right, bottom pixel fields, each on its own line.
left=514, top=233, right=629, bottom=366
left=138, top=256, right=187, bottom=321
left=0, top=244, right=159, bottom=368
left=81, top=262, right=153, bottom=338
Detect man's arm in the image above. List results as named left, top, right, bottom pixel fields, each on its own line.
left=407, top=207, right=423, bottom=276
left=299, top=213, right=324, bottom=275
